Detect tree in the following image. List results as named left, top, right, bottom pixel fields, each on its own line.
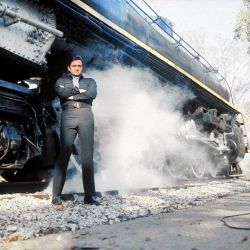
left=183, top=31, right=250, bottom=106
left=235, top=0, right=250, bottom=44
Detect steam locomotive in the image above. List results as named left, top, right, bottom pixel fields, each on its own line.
left=0, top=0, right=248, bottom=181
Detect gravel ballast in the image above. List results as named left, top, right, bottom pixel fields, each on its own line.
left=0, top=179, right=250, bottom=244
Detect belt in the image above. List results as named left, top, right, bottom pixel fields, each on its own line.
left=62, top=101, right=91, bottom=110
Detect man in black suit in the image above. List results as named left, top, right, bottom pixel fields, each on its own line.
left=52, top=55, right=99, bottom=205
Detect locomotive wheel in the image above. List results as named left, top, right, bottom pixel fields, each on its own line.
left=189, top=159, right=206, bottom=179
left=165, top=155, right=185, bottom=179
left=208, top=157, right=223, bottom=178
left=209, top=160, right=219, bottom=178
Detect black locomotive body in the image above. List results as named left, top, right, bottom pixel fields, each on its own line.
left=0, top=0, right=248, bottom=181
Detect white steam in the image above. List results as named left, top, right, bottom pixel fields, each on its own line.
left=89, top=65, right=209, bottom=192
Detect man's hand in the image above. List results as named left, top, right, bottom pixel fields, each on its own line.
left=79, top=88, right=86, bottom=93
left=66, top=88, right=86, bottom=100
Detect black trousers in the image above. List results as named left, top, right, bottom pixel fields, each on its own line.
left=53, top=106, right=95, bottom=197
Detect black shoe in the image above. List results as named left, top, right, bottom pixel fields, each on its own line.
left=52, top=195, right=62, bottom=205
left=84, top=196, right=101, bottom=206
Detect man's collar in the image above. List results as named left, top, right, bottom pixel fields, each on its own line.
left=67, top=73, right=84, bottom=79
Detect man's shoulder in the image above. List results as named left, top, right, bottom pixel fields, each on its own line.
left=56, top=73, right=72, bottom=84
left=81, top=76, right=96, bottom=84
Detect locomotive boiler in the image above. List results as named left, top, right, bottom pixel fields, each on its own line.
left=0, top=0, right=248, bottom=181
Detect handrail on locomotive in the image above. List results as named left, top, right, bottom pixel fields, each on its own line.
left=128, top=0, right=234, bottom=102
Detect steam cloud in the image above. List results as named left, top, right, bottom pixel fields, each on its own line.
left=91, top=65, right=209, bottom=192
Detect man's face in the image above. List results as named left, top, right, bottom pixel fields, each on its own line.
left=67, top=59, right=83, bottom=76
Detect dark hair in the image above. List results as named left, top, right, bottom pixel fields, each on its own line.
left=67, top=55, right=83, bottom=66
